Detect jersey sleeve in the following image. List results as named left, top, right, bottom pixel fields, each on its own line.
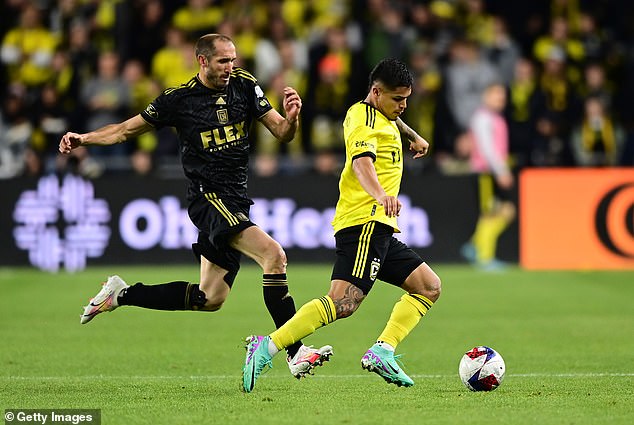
left=251, top=80, right=273, bottom=119
left=140, top=90, right=176, bottom=129
left=233, top=68, right=273, bottom=119
left=345, top=112, right=378, bottom=162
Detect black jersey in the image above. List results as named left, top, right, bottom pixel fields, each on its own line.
left=140, top=68, right=273, bottom=202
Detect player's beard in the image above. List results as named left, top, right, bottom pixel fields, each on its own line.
left=205, top=70, right=230, bottom=90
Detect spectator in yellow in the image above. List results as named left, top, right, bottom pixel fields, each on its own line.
left=172, top=0, right=223, bottom=37
left=1, top=4, right=59, bottom=88
left=255, top=39, right=307, bottom=176
left=123, top=58, right=162, bottom=169
left=533, top=17, right=585, bottom=74
left=402, top=43, right=441, bottom=161
left=461, top=0, right=496, bottom=47
left=550, top=0, right=582, bottom=35
left=151, top=27, right=197, bottom=89
left=571, top=97, right=624, bottom=167
left=506, top=58, right=540, bottom=167
left=308, top=25, right=356, bottom=175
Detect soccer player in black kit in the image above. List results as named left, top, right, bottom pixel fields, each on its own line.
left=59, top=34, right=333, bottom=378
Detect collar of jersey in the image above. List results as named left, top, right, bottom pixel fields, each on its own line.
left=195, top=75, right=228, bottom=94
left=360, top=101, right=394, bottom=122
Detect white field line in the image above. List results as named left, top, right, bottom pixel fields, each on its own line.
left=2, top=373, right=633, bottom=381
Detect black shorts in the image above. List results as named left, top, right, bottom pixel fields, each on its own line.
left=477, top=174, right=513, bottom=214
left=331, top=221, right=424, bottom=295
left=188, top=192, right=256, bottom=286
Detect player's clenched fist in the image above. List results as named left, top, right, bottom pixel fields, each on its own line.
left=282, top=86, right=301, bottom=122
left=59, top=132, right=83, bottom=154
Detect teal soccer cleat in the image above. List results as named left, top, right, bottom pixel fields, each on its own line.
left=242, top=335, right=273, bottom=392
left=361, top=343, right=414, bottom=387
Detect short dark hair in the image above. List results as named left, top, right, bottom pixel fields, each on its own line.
left=368, top=58, right=413, bottom=91
left=195, top=33, right=233, bottom=59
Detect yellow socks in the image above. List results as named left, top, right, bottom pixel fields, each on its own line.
left=377, top=293, right=433, bottom=348
left=270, top=292, right=434, bottom=351
left=472, top=215, right=510, bottom=263
left=270, top=296, right=336, bottom=350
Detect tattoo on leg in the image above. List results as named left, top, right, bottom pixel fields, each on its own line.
left=333, top=284, right=365, bottom=319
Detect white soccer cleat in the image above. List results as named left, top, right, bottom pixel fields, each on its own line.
left=80, top=275, right=128, bottom=324
left=287, top=344, right=334, bottom=379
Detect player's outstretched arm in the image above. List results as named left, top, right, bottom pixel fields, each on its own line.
left=59, top=115, right=152, bottom=154
left=259, top=86, right=301, bottom=143
left=395, top=117, right=429, bottom=159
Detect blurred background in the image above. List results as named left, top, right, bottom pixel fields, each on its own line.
left=1, top=0, right=633, bottom=272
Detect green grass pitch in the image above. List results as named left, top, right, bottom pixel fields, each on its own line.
left=1, top=264, right=633, bottom=424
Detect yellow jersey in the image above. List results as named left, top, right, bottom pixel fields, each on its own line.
left=1, top=27, right=58, bottom=86
left=332, top=101, right=403, bottom=233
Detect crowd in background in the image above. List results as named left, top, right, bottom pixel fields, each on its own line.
left=1, top=0, right=633, bottom=180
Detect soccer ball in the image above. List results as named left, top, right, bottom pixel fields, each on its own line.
left=458, top=346, right=506, bottom=391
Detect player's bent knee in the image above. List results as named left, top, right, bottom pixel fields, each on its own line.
left=273, top=243, right=287, bottom=265
left=425, top=276, right=442, bottom=302
left=263, top=243, right=287, bottom=272
left=404, top=265, right=441, bottom=302
left=425, top=279, right=442, bottom=302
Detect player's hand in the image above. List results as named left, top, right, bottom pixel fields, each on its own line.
left=59, top=132, right=83, bottom=154
left=282, top=87, right=302, bottom=123
left=496, top=173, right=514, bottom=189
left=377, top=195, right=402, bottom=217
left=409, top=136, right=430, bottom=159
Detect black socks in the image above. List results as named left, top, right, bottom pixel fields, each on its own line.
left=263, top=273, right=302, bottom=358
left=118, top=281, right=206, bottom=310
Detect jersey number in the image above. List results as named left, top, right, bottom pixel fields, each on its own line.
left=391, top=150, right=401, bottom=164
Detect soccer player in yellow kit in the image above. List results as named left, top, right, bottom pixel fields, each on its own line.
left=242, top=58, right=442, bottom=392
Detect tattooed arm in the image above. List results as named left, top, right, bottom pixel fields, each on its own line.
left=396, top=117, right=430, bottom=158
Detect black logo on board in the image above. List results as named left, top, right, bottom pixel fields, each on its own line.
left=595, top=183, right=634, bottom=258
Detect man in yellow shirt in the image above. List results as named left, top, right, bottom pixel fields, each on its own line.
left=242, top=58, right=442, bottom=392
left=1, top=4, right=58, bottom=87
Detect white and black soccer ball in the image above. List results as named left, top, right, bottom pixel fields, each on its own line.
left=458, top=346, right=506, bottom=391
